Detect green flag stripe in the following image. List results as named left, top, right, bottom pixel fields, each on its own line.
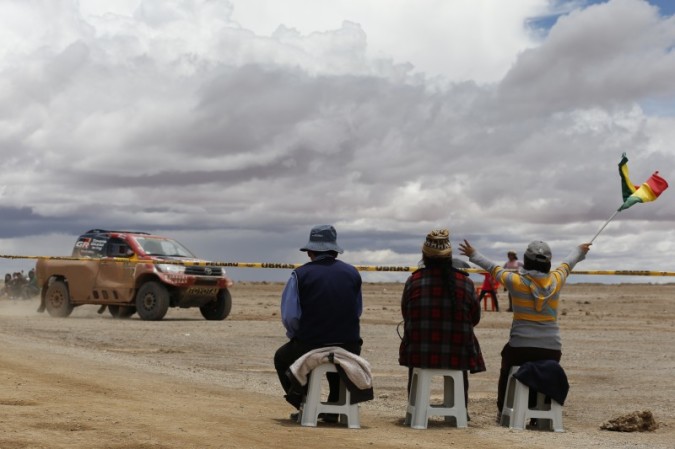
left=618, top=195, right=643, bottom=211
left=618, top=153, right=637, bottom=202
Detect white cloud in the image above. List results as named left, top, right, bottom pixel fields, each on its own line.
left=228, top=0, right=548, bottom=82
left=499, top=0, right=675, bottom=114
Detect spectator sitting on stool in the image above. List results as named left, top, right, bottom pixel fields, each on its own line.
left=399, top=228, right=486, bottom=416
left=273, top=224, right=363, bottom=423
left=459, top=239, right=591, bottom=422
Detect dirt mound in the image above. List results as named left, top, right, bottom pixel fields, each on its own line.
left=600, top=410, right=659, bottom=432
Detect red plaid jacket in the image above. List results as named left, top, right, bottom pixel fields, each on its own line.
left=399, top=266, right=486, bottom=373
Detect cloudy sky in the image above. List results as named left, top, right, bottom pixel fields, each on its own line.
left=1, top=0, right=674, bottom=284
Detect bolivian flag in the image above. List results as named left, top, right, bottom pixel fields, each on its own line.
left=618, top=153, right=668, bottom=211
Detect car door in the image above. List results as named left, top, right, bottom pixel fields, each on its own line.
left=94, top=237, right=137, bottom=303
left=63, top=236, right=104, bottom=303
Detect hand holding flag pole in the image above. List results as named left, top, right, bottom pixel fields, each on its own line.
left=590, top=153, right=668, bottom=243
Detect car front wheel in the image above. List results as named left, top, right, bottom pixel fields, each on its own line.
left=135, top=282, right=170, bottom=321
left=200, top=289, right=232, bottom=320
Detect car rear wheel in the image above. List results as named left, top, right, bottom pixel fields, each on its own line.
left=200, top=289, right=232, bottom=320
left=108, top=305, right=137, bottom=319
left=135, top=281, right=170, bottom=321
left=44, top=281, right=74, bottom=318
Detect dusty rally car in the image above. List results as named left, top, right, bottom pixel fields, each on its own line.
left=34, top=229, right=233, bottom=321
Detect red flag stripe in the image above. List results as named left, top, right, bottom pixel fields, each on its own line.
left=645, top=171, right=669, bottom=197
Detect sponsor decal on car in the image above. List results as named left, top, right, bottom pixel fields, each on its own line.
left=186, top=286, right=218, bottom=296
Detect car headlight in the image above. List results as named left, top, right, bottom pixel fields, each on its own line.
left=156, top=264, right=186, bottom=274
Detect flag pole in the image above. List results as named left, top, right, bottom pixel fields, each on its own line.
left=590, top=209, right=620, bottom=243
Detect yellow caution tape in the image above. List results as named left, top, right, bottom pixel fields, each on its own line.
left=3, top=254, right=675, bottom=276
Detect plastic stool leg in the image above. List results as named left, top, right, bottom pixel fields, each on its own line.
left=550, top=400, right=564, bottom=432
left=441, top=373, right=467, bottom=428
left=300, top=368, right=324, bottom=427
left=410, top=369, right=431, bottom=429
left=404, top=370, right=418, bottom=426
left=500, top=366, right=519, bottom=427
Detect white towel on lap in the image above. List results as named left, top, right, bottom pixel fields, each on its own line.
left=289, top=346, right=373, bottom=390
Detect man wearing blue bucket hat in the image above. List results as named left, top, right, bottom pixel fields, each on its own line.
left=274, top=225, right=363, bottom=420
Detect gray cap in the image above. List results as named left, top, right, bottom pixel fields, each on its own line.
left=525, top=240, right=552, bottom=263
left=300, top=225, right=344, bottom=253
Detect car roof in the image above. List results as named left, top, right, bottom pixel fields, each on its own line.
left=81, top=229, right=152, bottom=237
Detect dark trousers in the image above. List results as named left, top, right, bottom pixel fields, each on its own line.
left=407, top=367, right=469, bottom=408
left=274, top=339, right=362, bottom=408
left=497, top=343, right=562, bottom=412
left=478, top=289, right=499, bottom=311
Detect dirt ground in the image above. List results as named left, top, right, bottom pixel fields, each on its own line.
left=1, top=282, right=674, bottom=449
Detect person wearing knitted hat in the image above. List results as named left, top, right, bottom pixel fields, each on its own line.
left=459, top=238, right=591, bottom=422
left=399, top=229, right=486, bottom=418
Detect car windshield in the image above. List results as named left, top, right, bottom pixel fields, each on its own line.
left=134, top=237, right=196, bottom=258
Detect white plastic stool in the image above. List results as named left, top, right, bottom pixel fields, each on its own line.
left=500, top=366, right=564, bottom=432
left=299, top=363, right=360, bottom=428
left=404, top=368, right=467, bottom=429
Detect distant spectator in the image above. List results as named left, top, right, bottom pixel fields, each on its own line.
left=478, top=272, right=500, bottom=311
left=10, top=272, right=27, bottom=299
left=1, top=273, right=11, bottom=298
left=503, top=251, right=523, bottom=312
left=25, top=269, right=40, bottom=297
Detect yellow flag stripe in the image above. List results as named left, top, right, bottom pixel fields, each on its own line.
left=619, top=162, right=637, bottom=194
left=632, top=182, right=657, bottom=202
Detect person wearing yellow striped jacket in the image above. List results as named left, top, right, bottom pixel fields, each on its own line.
left=459, top=239, right=591, bottom=418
